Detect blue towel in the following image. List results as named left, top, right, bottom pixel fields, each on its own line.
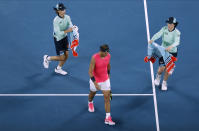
left=146, top=42, right=177, bottom=74
left=148, top=42, right=173, bottom=66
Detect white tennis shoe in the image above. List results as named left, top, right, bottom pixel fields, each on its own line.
left=55, top=68, right=68, bottom=75
left=154, top=74, right=161, bottom=86
left=43, top=55, right=49, bottom=69
left=161, top=81, right=167, bottom=91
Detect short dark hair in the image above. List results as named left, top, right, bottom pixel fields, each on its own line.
left=100, top=44, right=109, bottom=52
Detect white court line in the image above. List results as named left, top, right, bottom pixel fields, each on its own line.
left=143, top=0, right=160, bottom=131
left=0, top=94, right=153, bottom=96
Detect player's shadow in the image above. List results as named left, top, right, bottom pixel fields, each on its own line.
left=11, top=72, right=59, bottom=93
left=15, top=72, right=89, bottom=93
left=58, top=106, right=124, bottom=131
left=66, top=74, right=89, bottom=89
left=169, top=85, right=199, bottom=105
left=56, top=106, right=102, bottom=131
left=113, top=96, right=151, bottom=114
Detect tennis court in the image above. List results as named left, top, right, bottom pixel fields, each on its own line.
left=0, top=0, right=198, bottom=131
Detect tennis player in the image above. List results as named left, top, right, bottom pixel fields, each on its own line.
left=88, top=44, right=115, bottom=125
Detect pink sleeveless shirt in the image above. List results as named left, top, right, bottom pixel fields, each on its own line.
left=93, top=53, right=111, bottom=83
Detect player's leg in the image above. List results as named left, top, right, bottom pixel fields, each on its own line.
left=43, top=37, right=67, bottom=69
left=161, top=71, right=169, bottom=91
left=101, top=79, right=115, bottom=125
left=161, top=52, right=178, bottom=91
left=88, top=91, right=96, bottom=112
left=103, top=90, right=115, bottom=125
left=47, top=55, right=66, bottom=61
left=58, top=51, right=69, bottom=67
left=154, top=57, right=165, bottom=86
left=88, top=79, right=97, bottom=112
left=88, top=91, right=96, bottom=102
left=43, top=54, right=65, bottom=69
left=102, top=90, right=111, bottom=113
left=54, top=51, right=69, bottom=75
left=54, top=37, right=69, bottom=75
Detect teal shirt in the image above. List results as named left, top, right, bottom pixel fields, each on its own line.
left=53, top=15, right=73, bottom=41
left=151, top=26, right=181, bottom=53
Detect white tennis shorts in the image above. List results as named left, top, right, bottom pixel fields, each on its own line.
left=89, top=79, right=111, bottom=92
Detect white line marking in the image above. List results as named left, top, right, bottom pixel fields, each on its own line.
left=0, top=94, right=153, bottom=96
left=143, top=0, right=160, bottom=131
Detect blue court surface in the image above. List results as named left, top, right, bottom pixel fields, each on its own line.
left=0, top=0, right=199, bottom=131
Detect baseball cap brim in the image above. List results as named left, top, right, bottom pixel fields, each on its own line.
left=166, top=20, right=173, bottom=24
left=59, top=6, right=66, bottom=11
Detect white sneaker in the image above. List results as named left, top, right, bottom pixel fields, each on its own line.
left=154, top=74, right=161, bottom=86
left=55, top=68, right=68, bottom=75
left=161, top=81, right=167, bottom=91
left=43, top=55, right=49, bottom=69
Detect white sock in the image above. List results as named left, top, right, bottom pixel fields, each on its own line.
left=47, top=56, right=51, bottom=61
left=57, top=65, right=62, bottom=70
left=88, top=101, right=93, bottom=104
left=106, top=113, right=111, bottom=118
left=163, top=80, right=167, bottom=84
left=156, top=74, right=161, bottom=78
